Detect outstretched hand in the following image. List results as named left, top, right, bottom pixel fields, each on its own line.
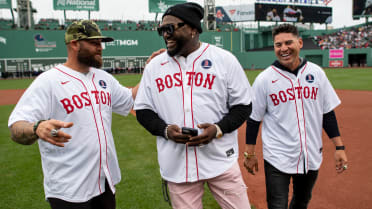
left=36, top=119, right=73, bottom=147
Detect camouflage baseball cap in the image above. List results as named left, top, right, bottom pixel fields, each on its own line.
left=65, top=20, right=114, bottom=44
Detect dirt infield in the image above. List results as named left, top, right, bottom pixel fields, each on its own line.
left=1, top=89, right=371, bottom=209
left=0, top=89, right=26, bottom=105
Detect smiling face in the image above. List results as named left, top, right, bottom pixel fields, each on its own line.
left=273, top=32, right=303, bottom=71
left=160, top=15, right=195, bottom=57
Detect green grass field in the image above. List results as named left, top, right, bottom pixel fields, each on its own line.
left=0, top=68, right=371, bottom=208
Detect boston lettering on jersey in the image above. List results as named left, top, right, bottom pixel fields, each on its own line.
left=60, top=90, right=112, bottom=114
left=155, top=72, right=216, bottom=93
left=269, top=86, right=318, bottom=106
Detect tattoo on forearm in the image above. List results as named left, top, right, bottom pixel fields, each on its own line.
left=10, top=121, right=38, bottom=145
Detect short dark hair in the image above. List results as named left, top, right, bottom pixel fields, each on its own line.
left=272, top=24, right=299, bottom=39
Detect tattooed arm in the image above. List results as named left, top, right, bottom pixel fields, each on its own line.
left=9, top=120, right=74, bottom=147
left=9, top=121, right=39, bottom=145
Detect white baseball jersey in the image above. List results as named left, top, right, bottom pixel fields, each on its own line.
left=134, top=43, right=252, bottom=183
left=250, top=61, right=340, bottom=174
left=8, top=64, right=134, bottom=202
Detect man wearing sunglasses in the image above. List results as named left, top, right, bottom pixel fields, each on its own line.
left=135, top=2, right=253, bottom=209
left=9, top=20, right=139, bottom=209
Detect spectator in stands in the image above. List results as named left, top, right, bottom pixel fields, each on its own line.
left=315, top=25, right=372, bottom=50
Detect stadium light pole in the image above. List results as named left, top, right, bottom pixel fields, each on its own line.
left=204, top=0, right=216, bottom=31
left=26, top=0, right=31, bottom=29
left=16, top=1, right=20, bottom=27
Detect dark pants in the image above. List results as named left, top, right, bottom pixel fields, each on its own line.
left=264, top=160, right=318, bottom=209
left=48, top=180, right=116, bottom=209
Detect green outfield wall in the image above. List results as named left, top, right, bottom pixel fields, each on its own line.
left=0, top=30, right=371, bottom=74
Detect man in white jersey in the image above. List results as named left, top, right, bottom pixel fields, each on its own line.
left=244, top=24, right=348, bottom=209
left=134, top=3, right=253, bottom=209
left=8, top=20, right=138, bottom=209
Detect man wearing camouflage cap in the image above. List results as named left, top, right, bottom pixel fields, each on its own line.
left=8, top=20, right=139, bottom=209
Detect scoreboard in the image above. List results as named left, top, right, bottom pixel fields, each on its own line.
left=255, top=3, right=332, bottom=23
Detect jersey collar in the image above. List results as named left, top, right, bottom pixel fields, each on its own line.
left=58, top=64, right=94, bottom=79
left=272, top=58, right=307, bottom=76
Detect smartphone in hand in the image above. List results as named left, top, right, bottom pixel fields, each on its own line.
left=181, top=127, right=198, bottom=136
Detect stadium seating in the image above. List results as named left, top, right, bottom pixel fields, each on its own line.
left=63, top=19, right=157, bottom=31
left=314, top=24, right=372, bottom=49
left=216, top=22, right=239, bottom=32
left=0, top=18, right=242, bottom=32
left=33, top=18, right=61, bottom=30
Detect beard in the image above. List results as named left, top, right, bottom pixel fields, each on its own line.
left=77, top=47, right=102, bottom=68
left=166, top=36, right=189, bottom=57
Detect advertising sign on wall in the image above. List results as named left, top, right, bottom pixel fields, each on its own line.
left=329, top=60, right=344, bottom=67
left=329, top=49, right=344, bottom=59
left=216, top=4, right=255, bottom=22
left=148, top=0, right=186, bottom=13
left=53, top=0, right=99, bottom=11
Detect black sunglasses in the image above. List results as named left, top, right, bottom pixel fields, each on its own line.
left=157, top=22, right=186, bottom=36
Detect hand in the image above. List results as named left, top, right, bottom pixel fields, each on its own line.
left=187, top=123, right=216, bottom=146
left=167, top=125, right=191, bottom=144
left=146, top=48, right=166, bottom=65
left=244, top=154, right=259, bottom=175
left=36, top=119, right=73, bottom=147
left=335, top=150, right=348, bottom=173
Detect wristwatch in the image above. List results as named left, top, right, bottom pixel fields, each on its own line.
left=214, top=124, right=223, bottom=139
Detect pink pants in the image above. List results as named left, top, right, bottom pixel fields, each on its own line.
left=167, top=162, right=251, bottom=209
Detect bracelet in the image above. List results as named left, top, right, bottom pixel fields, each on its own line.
left=33, top=120, right=46, bottom=137
left=164, top=125, right=170, bottom=140
left=214, top=124, right=223, bottom=139
left=244, top=151, right=256, bottom=159
left=336, top=145, right=345, bottom=150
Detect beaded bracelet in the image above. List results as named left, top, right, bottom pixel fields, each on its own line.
left=33, top=120, right=46, bottom=137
